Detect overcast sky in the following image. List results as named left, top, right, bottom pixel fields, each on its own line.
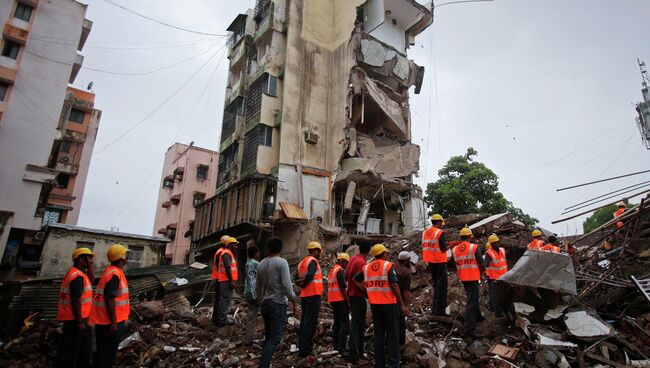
left=75, top=0, right=650, bottom=237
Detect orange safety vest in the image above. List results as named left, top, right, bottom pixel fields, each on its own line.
left=211, top=247, right=224, bottom=280
left=216, top=248, right=238, bottom=282
left=327, top=264, right=346, bottom=303
left=422, top=226, right=446, bottom=263
left=614, top=208, right=625, bottom=229
left=363, top=259, right=397, bottom=305
left=298, top=256, right=323, bottom=297
left=89, top=265, right=130, bottom=325
left=452, top=242, right=481, bottom=282
left=485, top=248, right=508, bottom=280
left=527, top=239, right=545, bottom=250
left=57, top=266, right=93, bottom=321
left=540, top=244, right=561, bottom=253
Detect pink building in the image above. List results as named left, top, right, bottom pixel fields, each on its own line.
left=153, top=143, right=218, bottom=264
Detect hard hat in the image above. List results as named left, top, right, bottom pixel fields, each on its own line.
left=307, top=241, right=322, bottom=251
left=616, top=202, right=626, bottom=208
left=488, top=234, right=499, bottom=244
left=431, top=214, right=444, bottom=222
left=337, top=253, right=350, bottom=262
left=107, top=244, right=128, bottom=262
left=370, top=244, right=388, bottom=257
left=72, top=247, right=94, bottom=260
left=485, top=242, right=492, bottom=250
left=531, top=229, right=542, bottom=237
left=225, top=237, right=239, bottom=245
left=459, top=228, right=473, bottom=237
left=220, top=235, right=231, bottom=244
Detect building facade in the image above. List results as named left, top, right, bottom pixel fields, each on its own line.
left=192, top=0, right=432, bottom=262
left=153, top=143, right=218, bottom=264
left=635, top=59, right=650, bottom=150
left=0, top=0, right=96, bottom=279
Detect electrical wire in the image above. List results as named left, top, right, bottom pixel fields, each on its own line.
left=563, top=180, right=650, bottom=211
left=28, top=35, right=218, bottom=50
left=560, top=183, right=650, bottom=215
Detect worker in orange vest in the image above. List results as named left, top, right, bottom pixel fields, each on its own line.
left=527, top=229, right=545, bottom=250
left=614, top=201, right=626, bottom=229
left=484, top=235, right=507, bottom=318
left=296, top=241, right=324, bottom=358
left=327, top=252, right=350, bottom=354
left=452, top=228, right=485, bottom=337
left=211, top=235, right=230, bottom=324
left=421, top=214, right=448, bottom=316
left=540, top=235, right=561, bottom=253
left=352, top=244, right=408, bottom=368
left=90, top=244, right=130, bottom=368
left=55, top=247, right=95, bottom=368
left=215, top=236, right=239, bottom=326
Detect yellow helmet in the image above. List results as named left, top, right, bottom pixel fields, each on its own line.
left=370, top=244, right=388, bottom=257
left=72, top=247, right=94, bottom=260
left=107, top=244, right=128, bottom=262
left=616, top=202, right=626, bottom=208
left=337, top=253, right=350, bottom=262
left=307, top=241, right=322, bottom=251
left=431, top=214, right=444, bottom=222
left=220, top=235, right=231, bottom=244
left=485, top=242, right=492, bottom=250
left=531, top=229, right=542, bottom=237
left=225, top=237, right=239, bottom=245
left=459, top=227, right=473, bottom=237
left=488, top=234, right=499, bottom=244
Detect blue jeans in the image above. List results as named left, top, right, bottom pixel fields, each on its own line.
left=259, top=300, right=288, bottom=368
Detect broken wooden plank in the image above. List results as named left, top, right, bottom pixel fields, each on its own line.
left=488, top=343, right=519, bottom=360
left=584, top=352, right=627, bottom=367
left=279, top=202, right=307, bottom=220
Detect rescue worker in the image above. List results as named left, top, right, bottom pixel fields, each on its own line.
left=527, top=229, right=545, bottom=250
left=346, top=241, right=371, bottom=365
left=421, top=214, right=448, bottom=316
left=484, top=235, right=507, bottom=318
left=353, top=244, right=408, bottom=368
left=211, top=235, right=230, bottom=324
left=296, top=241, right=324, bottom=358
left=451, top=228, right=485, bottom=337
left=327, top=252, right=350, bottom=354
left=90, top=244, right=130, bottom=368
left=243, top=246, right=260, bottom=345
left=614, top=201, right=626, bottom=229
left=540, top=235, right=561, bottom=253
left=215, top=236, right=239, bottom=326
left=395, top=251, right=412, bottom=345
left=56, top=247, right=95, bottom=368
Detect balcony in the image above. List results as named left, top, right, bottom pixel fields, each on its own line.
left=78, top=19, right=93, bottom=51
left=69, top=54, right=84, bottom=84
left=224, top=73, right=248, bottom=108
left=229, top=36, right=249, bottom=71
left=3, top=23, right=28, bottom=44
left=54, top=160, right=79, bottom=175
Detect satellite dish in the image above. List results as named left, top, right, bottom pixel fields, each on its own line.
left=87, top=81, right=94, bottom=90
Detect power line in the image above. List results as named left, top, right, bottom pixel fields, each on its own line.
left=560, top=183, right=650, bottom=215
left=28, top=35, right=218, bottom=50
left=556, top=169, right=650, bottom=192
left=434, top=0, right=494, bottom=8
left=563, top=180, right=650, bottom=211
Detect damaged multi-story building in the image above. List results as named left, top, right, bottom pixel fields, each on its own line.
left=192, top=0, right=432, bottom=265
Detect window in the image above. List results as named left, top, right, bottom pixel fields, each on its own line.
left=14, top=3, right=33, bottom=22
left=56, top=174, right=70, bottom=188
left=0, top=82, right=8, bottom=102
left=1, top=40, right=20, bottom=60
left=193, top=193, right=206, bottom=207
left=59, top=140, right=71, bottom=153
left=196, top=165, right=209, bottom=180
left=43, top=207, right=62, bottom=225
left=76, top=241, right=95, bottom=250
left=163, top=176, right=174, bottom=189
left=125, top=247, right=143, bottom=270
left=68, top=108, right=85, bottom=123
left=259, top=125, right=273, bottom=147
left=267, top=75, right=277, bottom=97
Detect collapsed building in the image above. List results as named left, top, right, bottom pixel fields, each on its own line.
left=192, top=0, right=432, bottom=265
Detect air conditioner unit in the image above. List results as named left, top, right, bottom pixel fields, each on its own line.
left=304, top=130, right=319, bottom=145
left=33, top=232, right=45, bottom=241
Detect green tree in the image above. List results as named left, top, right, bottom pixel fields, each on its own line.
left=424, top=148, right=538, bottom=226
left=582, top=202, right=631, bottom=233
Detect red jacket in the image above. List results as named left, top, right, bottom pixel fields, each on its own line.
left=346, top=254, right=366, bottom=298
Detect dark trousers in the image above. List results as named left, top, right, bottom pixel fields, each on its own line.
left=56, top=320, right=92, bottom=368
left=330, top=301, right=349, bottom=353
left=399, top=309, right=406, bottom=345
left=487, top=279, right=502, bottom=317
left=259, top=300, right=288, bottom=368
left=429, top=263, right=448, bottom=315
left=93, top=322, right=125, bottom=368
left=370, top=304, right=400, bottom=368
left=298, top=295, right=321, bottom=356
left=211, top=281, right=220, bottom=323
left=348, top=296, right=367, bottom=362
left=461, top=281, right=480, bottom=335
left=217, top=281, right=233, bottom=324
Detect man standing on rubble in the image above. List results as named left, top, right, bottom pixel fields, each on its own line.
left=295, top=241, right=324, bottom=359
left=527, top=230, right=545, bottom=250
left=396, top=251, right=413, bottom=345
left=256, top=237, right=300, bottom=368
left=421, top=214, right=448, bottom=316
left=540, top=235, right=561, bottom=253
left=353, top=244, right=408, bottom=368
left=215, top=236, right=239, bottom=326
left=346, top=240, right=371, bottom=364
left=211, top=235, right=230, bottom=324
left=327, top=252, right=350, bottom=354
left=90, top=244, right=130, bottom=368
left=244, top=246, right=260, bottom=345
left=484, top=235, right=507, bottom=318
left=614, top=201, right=627, bottom=229
left=56, top=247, right=94, bottom=368
left=452, top=228, right=485, bottom=337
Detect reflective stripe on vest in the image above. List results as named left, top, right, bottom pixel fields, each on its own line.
left=57, top=267, right=92, bottom=321
left=452, top=242, right=480, bottom=282
left=527, top=239, right=545, bottom=250
left=486, top=248, right=508, bottom=280
left=540, top=244, right=561, bottom=253
left=422, top=227, right=447, bottom=263
left=211, top=248, right=224, bottom=280
left=362, top=259, right=396, bottom=305
left=89, top=265, right=130, bottom=325
left=216, top=248, right=238, bottom=282
left=327, top=264, right=345, bottom=303
left=298, top=256, right=323, bottom=297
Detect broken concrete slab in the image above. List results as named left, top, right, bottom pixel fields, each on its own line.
left=469, top=212, right=513, bottom=236
left=564, top=310, right=612, bottom=339
left=499, top=250, right=577, bottom=295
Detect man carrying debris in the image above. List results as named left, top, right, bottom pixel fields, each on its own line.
left=452, top=228, right=485, bottom=337
left=211, top=235, right=230, bottom=324
left=56, top=247, right=95, bottom=368
left=484, top=234, right=508, bottom=318
left=527, top=229, right=545, bottom=250
left=614, top=201, right=627, bottom=229
left=296, top=241, right=324, bottom=359
left=243, top=246, right=260, bottom=345
left=327, top=252, right=350, bottom=354
left=256, top=237, right=300, bottom=368
left=353, top=244, right=409, bottom=368
left=346, top=240, right=371, bottom=364
left=396, top=251, right=413, bottom=345
left=421, top=214, right=448, bottom=316
left=540, top=235, right=561, bottom=253
left=215, top=236, right=239, bottom=326
left=90, top=244, right=130, bottom=368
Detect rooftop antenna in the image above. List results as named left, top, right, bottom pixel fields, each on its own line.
left=638, top=58, right=649, bottom=88
left=86, top=81, right=94, bottom=91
